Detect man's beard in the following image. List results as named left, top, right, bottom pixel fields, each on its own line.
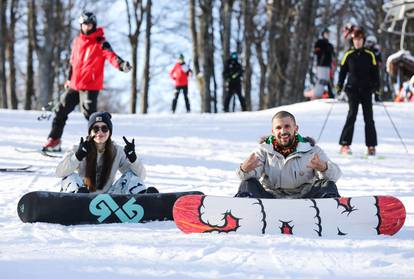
left=276, top=134, right=295, bottom=147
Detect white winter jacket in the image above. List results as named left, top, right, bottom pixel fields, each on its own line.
left=236, top=139, right=342, bottom=198
left=56, top=142, right=146, bottom=192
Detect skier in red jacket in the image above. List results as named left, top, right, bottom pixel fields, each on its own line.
left=169, top=54, right=192, bottom=113
left=43, top=11, right=131, bottom=151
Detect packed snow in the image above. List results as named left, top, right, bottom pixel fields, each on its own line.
left=1, top=100, right=413, bottom=278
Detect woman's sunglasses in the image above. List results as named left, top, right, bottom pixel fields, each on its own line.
left=92, top=125, right=109, bottom=133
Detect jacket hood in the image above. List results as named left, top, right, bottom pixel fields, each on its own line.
left=260, top=134, right=312, bottom=155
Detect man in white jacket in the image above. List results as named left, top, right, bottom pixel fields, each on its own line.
left=236, top=111, right=342, bottom=199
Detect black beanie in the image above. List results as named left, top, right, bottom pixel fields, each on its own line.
left=88, top=112, right=113, bottom=134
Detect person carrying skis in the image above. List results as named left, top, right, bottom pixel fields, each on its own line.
left=235, top=111, right=341, bottom=199
left=169, top=54, right=192, bottom=113
left=313, top=28, right=335, bottom=98
left=336, top=28, right=380, bottom=156
left=223, top=52, right=247, bottom=112
left=42, top=11, right=132, bottom=152
left=56, top=111, right=158, bottom=194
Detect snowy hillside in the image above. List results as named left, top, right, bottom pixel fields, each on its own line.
left=1, top=100, right=414, bottom=278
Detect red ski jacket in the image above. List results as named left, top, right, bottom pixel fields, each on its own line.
left=169, top=63, right=191, bottom=87
left=68, top=27, right=120, bottom=91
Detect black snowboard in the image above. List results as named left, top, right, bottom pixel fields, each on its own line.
left=17, top=190, right=203, bottom=225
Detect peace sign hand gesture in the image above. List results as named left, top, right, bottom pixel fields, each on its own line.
left=123, top=136, right=137, bottom=163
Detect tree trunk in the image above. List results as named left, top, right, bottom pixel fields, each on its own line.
left=200, top=0, right=214, bottom=112
left=242, top=0, right=253, bottom=110
left=219, top=0, right=233, bottom=108
left=189, top=0, right=205, bottom=112
left=0, top=0, right=7, bottom=108
left=140, top=0, right=151, bottom=114
left=130, top=36, right=138, bottom=113
left=35, top=1, right=62, bottom=108
left=25, top=0, right=36, bottom=110
left=284, top=0, right=318, bottom=104
left=125, top=0, right=144, bottom=114
left=6, top=0, right=18, bottom=109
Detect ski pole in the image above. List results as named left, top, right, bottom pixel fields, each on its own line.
left=380, top=102, right=409, bottom=154
left=317, top=101, right=335, bottom=142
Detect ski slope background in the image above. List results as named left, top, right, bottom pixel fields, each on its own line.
left=1, top=100, right=414, bottom=279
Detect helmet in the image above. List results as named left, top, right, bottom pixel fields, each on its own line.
left=365, top=35, right=377, bottom=46
left=178, top=53, right=184, bottom=61
left=79, top=11, right=97, bottom=26
left=230, top=52, right=238, bottom=60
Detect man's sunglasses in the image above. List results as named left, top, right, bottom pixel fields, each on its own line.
left=92, top=125, right=109, bottom=133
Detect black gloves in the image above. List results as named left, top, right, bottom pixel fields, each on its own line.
left=119, top=61, right=132, bottom=73
left=75, top=137, right=91, bottom=161
left=123, top=136, right=137, bottom=163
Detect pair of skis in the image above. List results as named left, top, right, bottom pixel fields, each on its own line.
left=14, top=147, right=63, bottom=158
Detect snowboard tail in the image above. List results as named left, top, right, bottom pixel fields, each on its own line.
left=173, top=195, right=406, bottom=237
left=18, top=191, right=203, bottom=225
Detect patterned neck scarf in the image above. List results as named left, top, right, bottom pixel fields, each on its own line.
left=269, top=134, right=299, bottom=158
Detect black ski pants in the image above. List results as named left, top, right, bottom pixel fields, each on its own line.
left=49, top=89, right=99, bottom=139
left=172, top=86, right=191, bottom=113
left=235, top=178, right=340, bottom=199
left=339, top=88, right=377, bottom=147
left=224, top=82, right=247, bottom=112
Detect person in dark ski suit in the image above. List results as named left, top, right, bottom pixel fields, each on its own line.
left=169, top=54, right=192, bottom=113
left=42, top=11, right=132, bottom=152
left=313, top=28, right=335, bottom=98
left=336, top=29, right=380, bottom=156
left=235, top=110, right=341, bottom=199
left=223, top=52, right=247, bottom=112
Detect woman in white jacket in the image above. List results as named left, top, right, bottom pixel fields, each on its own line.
left=56, top=111, right=157, bottom=194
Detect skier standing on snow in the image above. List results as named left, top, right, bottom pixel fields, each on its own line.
left=169, top=54, right=192, bottom=113
left=42, top=11, right=132, bottom=151
left=235, top=110, right=341, bottom=199
left=313, top=28, right=335, bottom=98
left=223, top=52, right=247, bottom=112
left=56, top=111, right=158, bottom=194
left=336, top=28, right=380, bottom=156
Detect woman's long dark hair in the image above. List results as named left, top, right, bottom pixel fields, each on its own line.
left=84, top=136, right=115, bottom=192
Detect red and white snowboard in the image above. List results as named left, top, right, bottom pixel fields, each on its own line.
left=173, top=195, right=405, bottom=237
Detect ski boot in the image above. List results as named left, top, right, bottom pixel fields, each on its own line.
left=42, top=137, right=62, bottom=152
left=340, top=145, right=352, bottom=155
left=367, top=146, right=376, bottom=156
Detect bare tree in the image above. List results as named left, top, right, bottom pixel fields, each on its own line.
left=32, top=1, right=69, bottom=108
left=242, top=0, right=254, bottom=110
left=0, top=0, right=7, bottom=108
left=141, top=0, right=152, bottom=114
left=284, top=0, right=318, bottom=104
left=189, top=0, right=205, bottom=111
left=219, top=0, right=234, bottom=107
left=199, top=0, right=214, bottom=112
left=125, top=0, right=144, bottom=114
left=6, top=0, right=19, bottom=109
left=25, top=0, right=36, bottom=110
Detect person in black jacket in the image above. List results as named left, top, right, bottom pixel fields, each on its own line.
left=223, top=52, right=246, bottom=112
left=336, top=29, right=380, bottom=156
left=314, top=28, right=335, bottom=98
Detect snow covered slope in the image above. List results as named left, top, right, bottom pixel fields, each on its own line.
left=1, top=100, right=413, bottom=278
